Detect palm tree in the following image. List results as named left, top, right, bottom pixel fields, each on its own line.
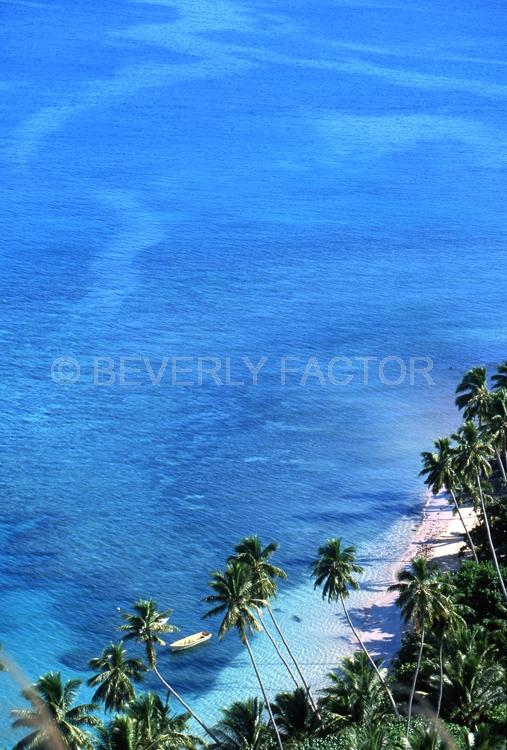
left=127, top=693, right=198, bottom=749
left=388, top=558, right=447, bottom=737
left=96, top=715, right=137, bottom=750
left=88, top=642, right=147, bottom=713
left=97, top=696, right=198, bottom=750
left=119, top=600, right=177, bottom=668
left=210, top=698, right=270, bottom=750
left=483, top=388, right=507, bottom=480
left=203, top=562, right=284, bottom=750
left=119, top=599, right=219, bottom=743
left=431, top=595, right=464, bottom=724
left=483, top=417, right=507, bottom=482
left=270, top=688, right=321, bottom=741
left=491, top=361, right=507, bottom=390
left=419, top=438, right=478, bottom=562
left=453, top=421, right=507, bottom=602
left=231, top=536, right=318, bottom=713
left=311, top=539, right=400, bottom=719
left=320, top=651, right=388, bottom=724
left=432, top=624, right=505, bottom=731
left=11, top=672, right=100, bottom=750
left=229, top=539, right=298, bottom=692
left=455, top=366, right=490, bottom=424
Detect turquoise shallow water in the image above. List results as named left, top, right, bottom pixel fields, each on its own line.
left=1, top=0, right=506, bottom=739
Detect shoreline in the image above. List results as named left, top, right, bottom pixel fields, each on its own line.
left=355, top=493, right=477, bottom=657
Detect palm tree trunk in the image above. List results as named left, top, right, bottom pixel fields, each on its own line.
left=339, top=594, right=400, bottom=719
left=494, top=447, right=507, bottom=482
left=430, top=636, right=444, bottom=750
left=243, top=635, right=284, bottom=750
left=153, top=665, right=222, bottom=746
left=476, top=473, right=507, bottom=603
left=258, top=611, right=299, bottom=689
left=407, top=625, right=425, bottom=738
left=266, top=605, right=320, bottom=716
left=449, top=489, right=478, bottom=563
left=436, top=637, right=444, bottom=722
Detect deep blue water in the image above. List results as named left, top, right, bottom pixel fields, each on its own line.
left=1, top=0, right=506, bottom=739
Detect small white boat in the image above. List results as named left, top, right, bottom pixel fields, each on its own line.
left=170, top=631, right=212, bottom=652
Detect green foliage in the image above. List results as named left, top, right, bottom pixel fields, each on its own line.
left=290, top=735, right=348, bottom=750
left=87, top=641, right=147, bottom=713
left=11, top=672, right=101, bottom=750
left=337, top=721, right=406, bottom=749
left=442, top=723, right=468, bottom=750
left=433, top=624, right=505, bottom=730
left=119, top=599, right=178, bottom=668
left=491, top=361, right=507, bottom=390
left=447, top=560, right=507, bottom=647
left=388, top=557, right=448, bottom=631
left=230, top=536, right=287, bottom=600
left=311, top=540, right=362, bottom=602
left=469, top=495, right=507, bottom=562
left=97, top=693, right=199, bottom=750
left=458, top=723, right=507, bottom=750
left=486, top=701, right=507, bottom=731
left=455, top=366, right=489, bottom=421
left=288, top=718, right=461, bottom=750
left=210, top=697, right=270, bottom=750
left=203, top=562, right=266, bottom=641
left=271, top=688, right=323, bottom=741
left=319, top=652, right=388, bottom=724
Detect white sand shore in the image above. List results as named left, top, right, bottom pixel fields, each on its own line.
left=355, top=494, right=477, bottom=657
left=408, top=494, right=477, bottom=571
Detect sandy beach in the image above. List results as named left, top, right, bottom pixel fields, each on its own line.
left=355, top=494, right=477, bottom=657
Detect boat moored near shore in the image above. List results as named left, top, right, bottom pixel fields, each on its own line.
left=170, top=631, right=213, bottom=651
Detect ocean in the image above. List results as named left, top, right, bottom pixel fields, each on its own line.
left=0, top=0, right=506, bottom=739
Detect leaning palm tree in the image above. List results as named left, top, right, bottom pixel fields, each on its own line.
left=483, top=388, right=507, bottom=480
left=453, top=421, right=507, bottom=602
left=455, top=366, right=490, bottom=424
left=311, top=539, right=400, bottom=719
left=388, top=558, right=448, bottom=737
left=229, top=538, right=298, bottom=691
left=231, top=536, right=318, bottom=713
left=119, top=600, right=177, bottom=668
left=203, top=562, right=284, bottom=750
left=11, top=672, right=100, bottom=750
left=320, top=651, right=388, bottom=724
left=482, top=415, right=507, bottom=482
left=210, top=698, right=270, bottom=750
left=119, top=599, right=219, bottom=744
left=491, top=361, right=507, bottom=391
left=420, top=437, right=478, bottom=562
left=431, top=594, right=464, bottom=724
left=88, top=641, right=147, bottom=713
